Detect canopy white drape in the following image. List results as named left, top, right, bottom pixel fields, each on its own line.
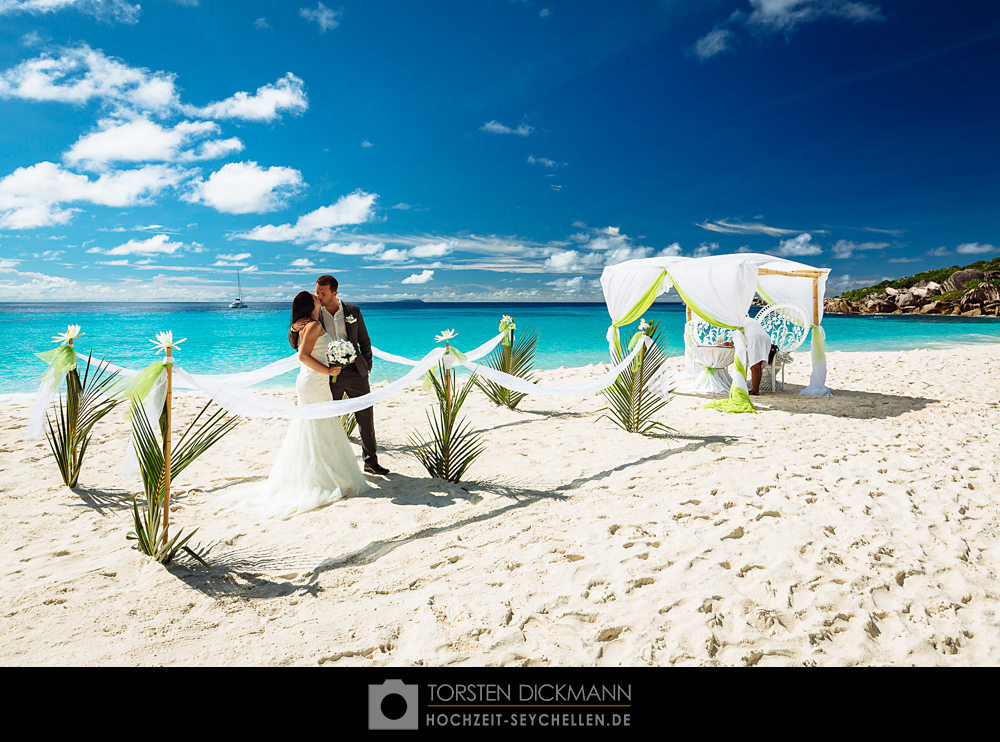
left=600, top=253, right=832, bottom=406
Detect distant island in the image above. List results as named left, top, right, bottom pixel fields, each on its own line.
left=823, top=256, right=1000, bottom=317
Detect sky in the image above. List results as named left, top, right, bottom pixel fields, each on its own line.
left=0, top=0, right=997, bottom=302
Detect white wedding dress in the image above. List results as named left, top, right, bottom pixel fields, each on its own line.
left=218, top=329, right=369, bottom=519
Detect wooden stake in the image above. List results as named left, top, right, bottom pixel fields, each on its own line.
left=162, top=346, right=172, bottom=547
left=686, top=306, right=691, bottom=322
left=444, top=341, right=451, bottom=415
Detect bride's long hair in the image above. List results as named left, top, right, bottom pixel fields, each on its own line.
left=290, top=291, right=317, bottom=349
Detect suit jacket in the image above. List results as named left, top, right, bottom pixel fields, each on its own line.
left=287, top=301, right=373, bottom=377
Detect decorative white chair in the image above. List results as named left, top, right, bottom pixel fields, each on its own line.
left=684, top=320, right=736, bottom=393
left=755, top=303, right=810, bottom=392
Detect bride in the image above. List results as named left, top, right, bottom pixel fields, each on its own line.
left=219, top=291, right=369, bottom=518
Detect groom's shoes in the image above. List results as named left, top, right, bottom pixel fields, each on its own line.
left=364, top=461, right=390, bottom=475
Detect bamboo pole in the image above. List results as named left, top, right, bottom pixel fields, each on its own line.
left=686, top=305, right=692, bottom=322
left=757, top=268, right=826, bottom=277
left=162, top=345, right=173, bottom=547
left=812, top=276, right=820, bottom=326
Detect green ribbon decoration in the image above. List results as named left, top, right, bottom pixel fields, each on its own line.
left=703, top=335, right=757, bottom=414
left=810, top=324, right=825, bottom=364
left=35, top=344, right=77, bottom=385
left=498, top=317, right=516, bottom=347
left=118, top=360, right=167, bottom=404
left=610, top=269, right=667, bottom=355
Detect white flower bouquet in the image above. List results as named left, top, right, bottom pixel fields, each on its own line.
left=327, top=339, right=357, bottom=380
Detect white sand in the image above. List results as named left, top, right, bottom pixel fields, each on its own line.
left=1, top=345, right=999, bottom=666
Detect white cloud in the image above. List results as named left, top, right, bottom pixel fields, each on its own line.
left=692, top=241, right=719, bottom=258
left=747, top=0, right=883, bottom=33
left=375, top=248, right=409, bottom=262
left=696, top=2, right=884, bottom=61
left=361, top=140, right=373, bottom=148
left=831, top=239, right=889, bottom=259
left=771, top=233, right=821, bottom=257
left=402, top=270, right=434, bottom=284
left=290, top=258, right=314, bottom=268
left=0, top=1, right=140, bottom=24
left=928, top=246, right=950, bottom=257
left=693, top=28, right=732, bottom=59
left=89, top=233, right=187, bottom=256
left=956, top=242, right=996, bottom=255
left=539, top=8, right=551, bottom=18
left=237, top=190, right=378, bottom=242
left=409, top=241, right=453, bottom=259
left=187, top=72, right=308, bottom=123
left=0, top=44, right=178, bottom=113
left=309, top=241, right=385, bottom=256
left=254, top=17, right=269, bottom=29
left=480, top=120, right=533, bottom=136
left=527, top=154, right=565, bottom=168
left=184, top=161, right=303, bottom=214
left=64, top=117, right=243, bottom=168
left=697, top=218, right=799, bottom=237
left=0, top=161, right=182, bottom=229
left=300, top=2, right=341, bottom=32
left=546, top=276, right=596, bottom=293
left=217, top=252, right=251, bottom=262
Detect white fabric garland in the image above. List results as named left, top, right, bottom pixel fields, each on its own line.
left=458, top=336, right=653, bottom=397
left=26, top=374, right=66, bottom=440
left=800, top=325, right=832, bottom=397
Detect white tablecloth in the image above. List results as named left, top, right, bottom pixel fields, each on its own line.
left=686, top=345, right=734, bottom=393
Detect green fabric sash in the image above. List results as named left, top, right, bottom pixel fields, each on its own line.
left=610, top=270, right=666, bottom=354
left=35, top=344, right=77, bottom=385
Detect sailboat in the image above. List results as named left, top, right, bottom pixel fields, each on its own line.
left=229, top=272, right=247, bottom=308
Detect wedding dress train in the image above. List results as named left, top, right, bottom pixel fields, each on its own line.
left=218, top=329, right=369, bottom=518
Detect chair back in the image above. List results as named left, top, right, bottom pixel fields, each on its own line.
left=756, top=302, right=810, bottom=352
left=685, top=319, right=735, bottom=346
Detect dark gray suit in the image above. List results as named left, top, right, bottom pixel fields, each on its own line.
left=288, top=301, right=380, bottom=466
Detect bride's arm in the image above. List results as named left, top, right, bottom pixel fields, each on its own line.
left=298, top=321, right=342, bottom=376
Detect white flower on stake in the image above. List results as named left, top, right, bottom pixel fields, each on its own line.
left=52, top=324, right=83, bottom=344
left=435, top=329, right=458, bottom=344
left=638, top=318, right=650, bottom=332
left=150, top=330, right=187, bottom=354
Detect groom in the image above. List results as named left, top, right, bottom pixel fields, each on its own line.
left=289, top=274, right=390, bottom=475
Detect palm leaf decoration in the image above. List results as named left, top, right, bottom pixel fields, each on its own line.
left=408, top=360, right=487, bottom=482
left=44, top=351, right=123, bottom=488
left=598, top=319, right=676, bottom=435
left=476, top=326, right=538, bottom=409
left=339, top=392, right=357, bottom=438
left=126, top=398, right=239, bottom=567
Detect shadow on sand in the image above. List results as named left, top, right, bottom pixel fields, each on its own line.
left=677, top=383, right=936, bottom=420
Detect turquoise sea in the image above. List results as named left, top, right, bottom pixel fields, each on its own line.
left=3, top=301, right=1000, bottom=397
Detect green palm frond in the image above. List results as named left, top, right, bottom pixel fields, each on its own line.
left=128, top=398, right=238, bottom=566
left=597, top=320, right=676, bottom=436
left=476, top=328, right=539, bottom=409
left=408, top=360, right=487, bottom=482
left=339, top=392, right=357, bottom=437
left=43, top=352, right=122, bottom=488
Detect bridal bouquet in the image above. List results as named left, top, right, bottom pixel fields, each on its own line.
left=326, top=339, right=356, bottom=380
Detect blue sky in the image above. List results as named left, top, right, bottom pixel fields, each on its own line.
left=0, top=0, right=997, bottom=302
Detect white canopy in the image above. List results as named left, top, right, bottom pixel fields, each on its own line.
left=600, top=253, right=832, bottom=411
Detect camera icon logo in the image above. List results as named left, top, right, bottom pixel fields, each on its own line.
left=368, top=679, right=419, bottom=730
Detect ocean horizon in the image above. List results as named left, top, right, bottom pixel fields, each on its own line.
left=4, top=301, right=1000, bottom=398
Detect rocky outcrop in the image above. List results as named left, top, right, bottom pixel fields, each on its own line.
left=825, top=269, right=1000, bottom=316
left=943, top=270, right=975, bottom=292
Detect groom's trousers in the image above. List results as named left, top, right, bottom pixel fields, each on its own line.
left=329, top=369, right=378, bottom=466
